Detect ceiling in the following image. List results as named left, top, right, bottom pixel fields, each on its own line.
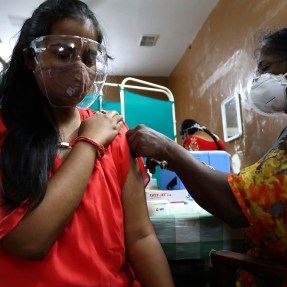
left=0, top=0, right=219, bottom=76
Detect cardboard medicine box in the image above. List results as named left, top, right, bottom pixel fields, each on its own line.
left=145, top=189, right=188, bottom=203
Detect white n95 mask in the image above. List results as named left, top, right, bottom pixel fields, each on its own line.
left=249, top=73, right=287, bottom=116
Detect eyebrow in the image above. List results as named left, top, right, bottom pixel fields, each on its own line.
left=258, top=60, right=264, bottom=67
left=257, top=60, right=268, bottom=69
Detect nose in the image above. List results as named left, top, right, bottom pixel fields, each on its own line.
left=75, top=54, right=82, bottom=61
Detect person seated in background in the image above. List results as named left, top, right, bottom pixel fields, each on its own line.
left=179, top=119, right=226, bottom=151
left=126, top=27, right=287, bottom=286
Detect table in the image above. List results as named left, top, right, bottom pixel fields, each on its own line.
left=149, top=200, right=250, bottom=261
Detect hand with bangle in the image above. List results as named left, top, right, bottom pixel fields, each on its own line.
left=63, top=110, right=123, bottom=159
left=77, top=110, right=123, bottom=147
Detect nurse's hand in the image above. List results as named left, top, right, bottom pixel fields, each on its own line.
left=126, top=124, right=172, bottom=159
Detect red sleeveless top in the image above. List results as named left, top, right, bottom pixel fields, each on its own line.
left=0, top=109, right=147, bottom=286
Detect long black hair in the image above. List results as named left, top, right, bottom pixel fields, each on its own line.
left=179, top=119, right=222, bottom=150
left=259, top=28, right=287, bottom=58
left=0, top=0, right=104, bottom=210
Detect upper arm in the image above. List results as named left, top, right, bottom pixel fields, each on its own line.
left=122, top=155, right=154, bottom=245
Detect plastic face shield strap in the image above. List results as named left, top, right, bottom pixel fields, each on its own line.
left=30, top=35, right=108, bottom=109
left=183, top=123, right=203, bottom=136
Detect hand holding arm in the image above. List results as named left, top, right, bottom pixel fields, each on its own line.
left=78, top=110, right=123, bottom=146
left=126, top=125, right=249, bottom=228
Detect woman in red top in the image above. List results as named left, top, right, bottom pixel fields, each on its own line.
left=179, top=119, right=226, bottom=151
left=0, top=0, right=174, bottom=286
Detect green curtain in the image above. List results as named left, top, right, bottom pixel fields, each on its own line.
left=124, top=89, right=175, bottom=140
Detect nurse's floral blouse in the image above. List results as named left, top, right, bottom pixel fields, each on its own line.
left=228, top=129, right=287, bottom=287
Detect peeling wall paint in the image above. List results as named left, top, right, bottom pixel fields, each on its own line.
left=169, top=0, right=287, bottom=168
left=199, top=50, right=246, bottom=97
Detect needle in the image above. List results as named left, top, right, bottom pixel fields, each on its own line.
left=149, top=158, right=168, bottom=169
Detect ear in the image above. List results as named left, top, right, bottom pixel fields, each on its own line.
left=23, top=48, right=36, bottom=70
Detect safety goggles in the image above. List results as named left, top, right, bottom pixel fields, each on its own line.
left=256, top=58, right=287, bottom=76
left=30, top=35, right=107, bottom=71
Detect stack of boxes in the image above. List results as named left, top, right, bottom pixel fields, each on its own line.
left=146, top=151, right=231, bottom=203
left=159, top=151, right=231, bottom=190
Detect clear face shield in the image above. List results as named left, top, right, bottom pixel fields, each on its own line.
left=30, top=35, right=108, bottom=109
